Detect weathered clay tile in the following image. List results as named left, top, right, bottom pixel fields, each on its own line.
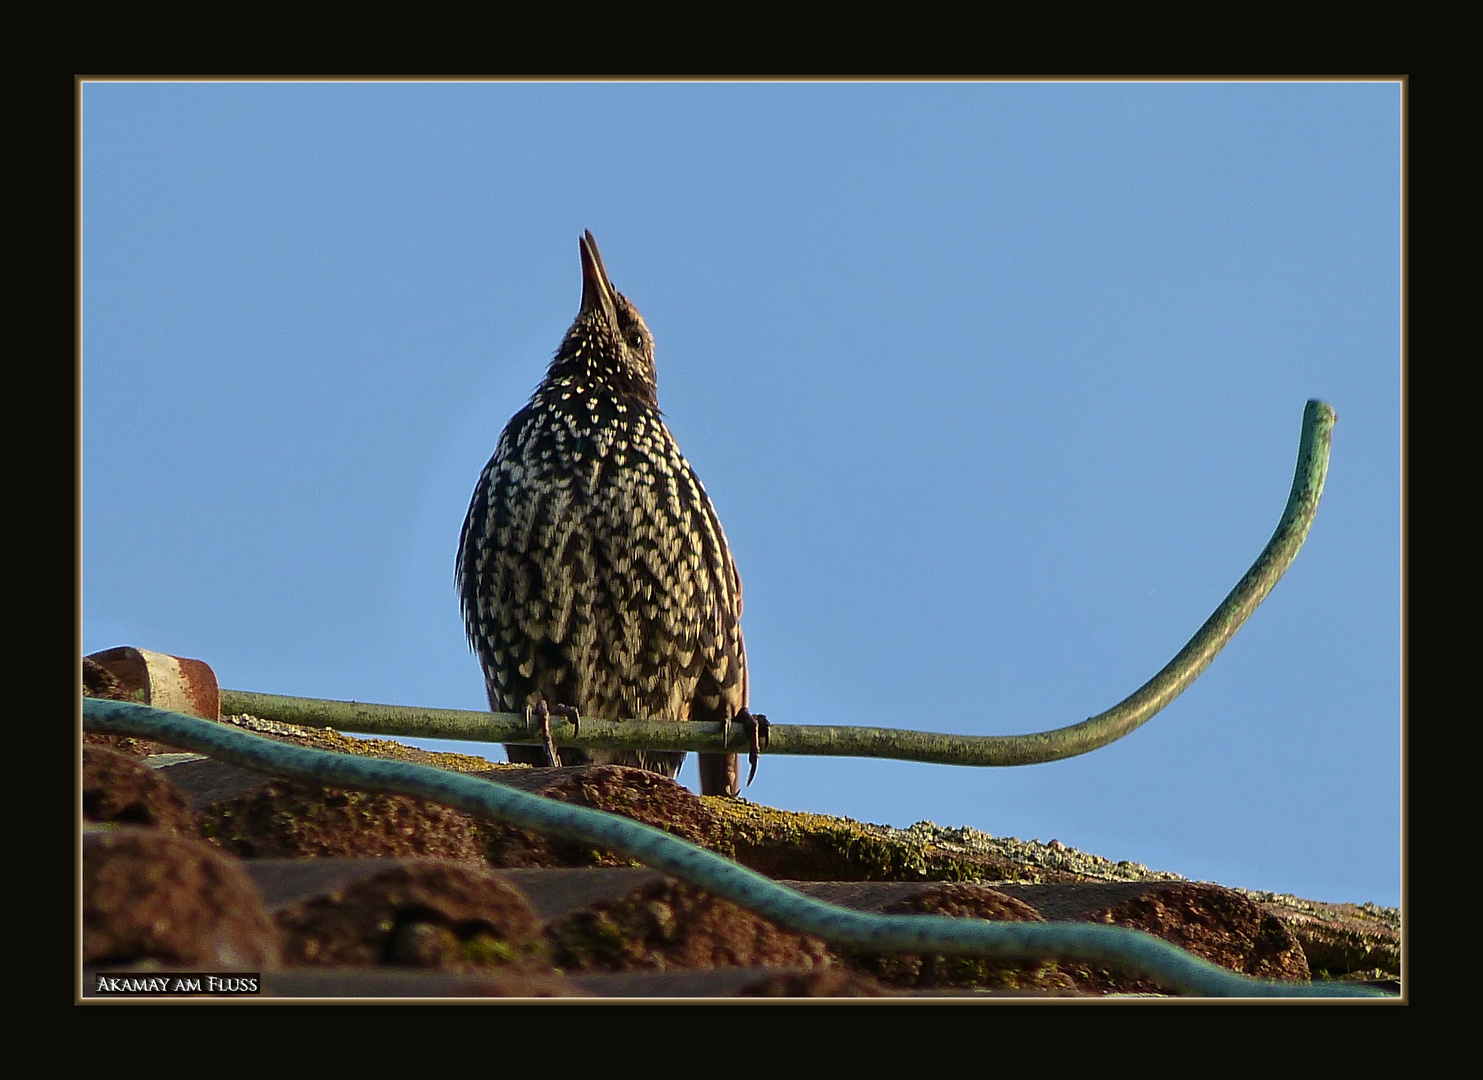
left=83, top=748, right=196, bottom=835
left=249, top=858, right=546, bottom=970
left=83, top=825, right=279, bottom=970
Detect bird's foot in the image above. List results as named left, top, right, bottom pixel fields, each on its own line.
left=551, top=703, right=581, bottom=735
left=735, top=708, right=770, bottom=787
left=526, top=702, right=582, bottom=768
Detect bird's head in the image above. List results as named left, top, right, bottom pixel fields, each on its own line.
left=545, top=231, right=658, bottom=407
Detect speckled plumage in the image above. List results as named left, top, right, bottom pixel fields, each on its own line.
left=457, top=232, right=747, bottom=794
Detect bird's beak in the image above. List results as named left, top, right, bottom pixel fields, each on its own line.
left=580, top=231, right=621, bottom=333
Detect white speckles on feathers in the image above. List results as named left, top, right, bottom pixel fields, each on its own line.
left=456, top=287, right=747, bottom=747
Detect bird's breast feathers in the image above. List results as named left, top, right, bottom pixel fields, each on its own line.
left=460, top=391, right=744, bottom=716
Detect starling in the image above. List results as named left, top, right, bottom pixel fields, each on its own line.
left=457, top=231, right=761, bottom=796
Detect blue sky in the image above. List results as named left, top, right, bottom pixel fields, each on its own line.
left=81, top=81, right=1402, bottom=907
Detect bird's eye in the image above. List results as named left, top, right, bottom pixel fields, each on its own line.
left=628, top=332, right=645, bottom=348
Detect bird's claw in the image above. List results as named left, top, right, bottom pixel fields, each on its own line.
left=526, top=702, right=581, bottom=769
left=736, top=708, right=770, bottom=787
left=551, top=703, right=581, bottom=736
